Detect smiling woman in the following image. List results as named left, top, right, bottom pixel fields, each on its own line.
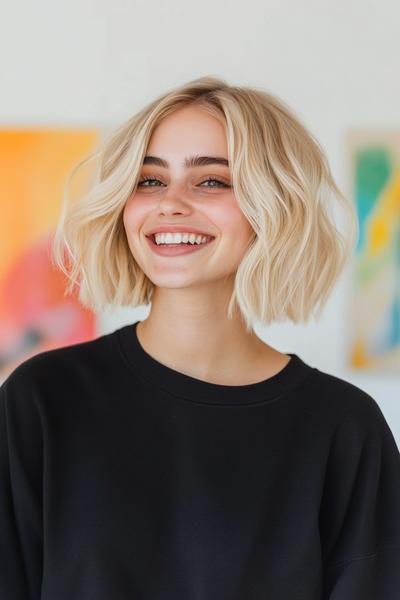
left=1, top=76, right=399, bottom=600
left=50, top=75, right=357, bottom=330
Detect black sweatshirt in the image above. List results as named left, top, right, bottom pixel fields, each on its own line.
left=1, top=320, right=400, bottom=600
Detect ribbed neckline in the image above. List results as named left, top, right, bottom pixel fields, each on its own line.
left=115, top=320, right=316, bottom=405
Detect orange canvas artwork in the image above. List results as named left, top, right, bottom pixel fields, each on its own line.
left=0, top=129, right=100, bottom=382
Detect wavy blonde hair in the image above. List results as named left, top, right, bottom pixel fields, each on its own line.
left=51, top=75, right=358, bottom=332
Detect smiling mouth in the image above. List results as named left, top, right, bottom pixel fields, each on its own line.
left=144, top=234, right=216, bottom=256
left=146, top=234, right=215, bottom=246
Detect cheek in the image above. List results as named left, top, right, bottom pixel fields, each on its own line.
left=122, top=195, right=147, bottom=233
left=212, top=201, right=253, bottom=241
left=229, top=200, right=254, bottom=242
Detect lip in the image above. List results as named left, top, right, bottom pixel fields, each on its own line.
left=145, top=234, right=215, bottom=257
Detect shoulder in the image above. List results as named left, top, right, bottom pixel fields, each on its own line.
left=0, top=329, right=114, bottom=400
left=300, top=370, right=400, bottom=483
left=300, top=365, right=387, bottom=431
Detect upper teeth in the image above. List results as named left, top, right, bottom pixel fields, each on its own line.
left=153, top=232, right=212, bottom=245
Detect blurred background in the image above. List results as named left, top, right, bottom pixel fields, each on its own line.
left=0, top=0, right=399, bottom=443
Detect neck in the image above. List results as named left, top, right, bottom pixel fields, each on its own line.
left=135, top=287, right=285, bottom=385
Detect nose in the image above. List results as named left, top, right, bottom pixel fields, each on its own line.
left=156, top=182, right=192, bottom=214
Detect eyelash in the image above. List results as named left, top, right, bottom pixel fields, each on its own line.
left=137, top=176, right=231, bottom=188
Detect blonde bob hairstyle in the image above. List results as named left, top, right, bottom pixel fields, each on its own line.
left=51, top=75, right=358, bottom=332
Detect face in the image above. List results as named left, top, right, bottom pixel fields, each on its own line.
left=123, top=104, right=255, bottom=290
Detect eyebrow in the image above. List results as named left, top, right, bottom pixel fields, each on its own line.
left=142, top=155, right=229, bottom=168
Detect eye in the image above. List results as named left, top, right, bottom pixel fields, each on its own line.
left=200, top=177, right=231, bottom=188
left=137, top=176, right=164, bottom=187
left=137, top=176, right=231, bottom=188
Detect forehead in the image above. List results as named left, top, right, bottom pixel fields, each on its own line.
left=146, top=105, right=228, bottom=157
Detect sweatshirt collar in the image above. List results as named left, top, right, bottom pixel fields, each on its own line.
left=116, top=320, right=315, bottom=405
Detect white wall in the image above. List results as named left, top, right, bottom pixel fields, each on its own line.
left=1, top=0, right=399, bottom=441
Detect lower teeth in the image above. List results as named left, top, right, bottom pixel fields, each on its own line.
left=158, top=243, right=201, bottom=246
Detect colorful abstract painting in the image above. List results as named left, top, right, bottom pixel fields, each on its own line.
left=348, top=131, right=400, bottom=373
left=0, top=129, right=100, bottom=383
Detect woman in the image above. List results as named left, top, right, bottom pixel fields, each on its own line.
left=1, top=76, right=399, bottom=599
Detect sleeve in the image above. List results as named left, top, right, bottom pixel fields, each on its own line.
left=319, top=392, right=400, bottom=600
left=0, top=374, right=43, bottom=599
